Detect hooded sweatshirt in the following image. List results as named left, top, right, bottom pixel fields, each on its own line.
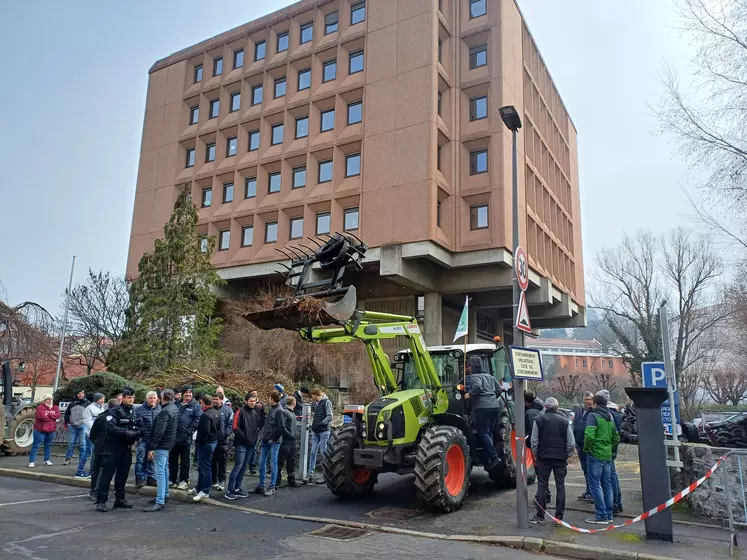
left=583, top=405, right=620, bottom=461
left=525, top=398, right=544, bottom=432
left=83, top=401, right=107, bottom=435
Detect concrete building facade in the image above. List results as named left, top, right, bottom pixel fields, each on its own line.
left=127, top=0, right=585, bottom=348
left=531, top=337, right=630, bottom=378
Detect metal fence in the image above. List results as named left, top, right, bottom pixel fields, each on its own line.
left=719, top=450, right=747, bottom=556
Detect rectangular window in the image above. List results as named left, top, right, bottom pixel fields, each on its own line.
left=233, top=49, right=244, bottom=69
left=349, top=50, right=364, bottom=74
left=219, top=229, right=230, bottom=250
left=213, top=57, right=223, bottom=76
left=318, top=159, right=333, bottom=183
left=470, top=149, right=488, bottom=174
left=293, top=166, right=306, bottom=188
left=437, top=91, right=442, bottom=116
left=438, top=39, right=443, bottom=64
left=351, top=1, right=366, bottom=24
left=255, top=40, right=266, bottom=61
left=347, top=101, right=362, bottom=124
left=209, top=99, right=219, bottom=118
left=252, top=84, right=263, bottom=105
left=437, top=145, right=441, bottom=171
left=277, top=31, right=289, bottom=53
left=582, top=359, right=587, bottom=368
left=242, top=225, right=254, bottom=247
left=226, top=136, right=237, bottom=157
left=609, top=360, right=613, bottom=368
left=186, top=148, right=196, bottom=168
left=344, top=207, right=359, bottom=231
left=325, top=12, right=338, bottom=34
left=223, top=182, right=234, bottom=202
left=199, top=236, right=208, bottom=253
left=298, top=68, right=311, bottom=91
left=290, top=217, right=304, bottom=239
left=316, top=212, right=331, bottom=235
left=201, top=187, right=212, bottom=208
left=469, top=44, right=487, bottom=69
left=470, top=204, right=488, bottom=230
left=470, top=95, right=487, bottom=121
left=296, top=116, right=309, bottom=138
left=301, top=22, right=313, bottom=44
left=266, top=221, right=279, bottom=243
left=245, top=177, right=257, bottom=198
left=189, top=105, right=199, bottom=125
left=268, top=171, right=281, bottom=193
left=248, top=130, right=260, bottom=151
left=320, top=109, right=335, bottom=132
left=206, top=142, right=216, bottom=162
left=230, top=92, right=241, bottom=112
left=194, top=64, right=203, bottom=83
left=323, top=59, right=337, bottom=82
left=470, top=0, right=487, bottom=18
left=274, top=76, right=286, bottom=98
left=271, top=123, right=284, bottom=145
left=345, top=153, right=361, bottom=177
left=437, top=200, right=442, bottom=227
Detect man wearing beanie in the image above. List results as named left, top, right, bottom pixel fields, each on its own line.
left=583, top=392, right=620, bottom=525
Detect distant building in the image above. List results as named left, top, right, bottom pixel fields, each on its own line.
left=531, top=337, right=629, bottom=377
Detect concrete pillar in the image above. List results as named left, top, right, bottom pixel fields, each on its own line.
left=468, top=304, right=477, bottom=343
left=423, top=293, right=443, bottom=346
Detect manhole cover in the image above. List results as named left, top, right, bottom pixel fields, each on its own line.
left=307, top=525, right=370, bottom=541
left=366, top=506, right=421, bottom=520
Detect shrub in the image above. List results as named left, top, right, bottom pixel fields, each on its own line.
left=54, top=372, right=149, bottom=403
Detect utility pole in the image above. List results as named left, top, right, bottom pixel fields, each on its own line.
left=53, top=256, right=75, bottom=394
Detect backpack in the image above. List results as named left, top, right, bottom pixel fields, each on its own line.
left=69, top=403, right=87, bottom=427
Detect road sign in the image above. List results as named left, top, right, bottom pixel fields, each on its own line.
left=515, top=245, right=529, bottom=292
left=661, top=391, right=681, bottom=436
left=642, top=362, right=667, bottom=388
left=509, top=346, right=544, bottom=380
left=516, top=291, right=532, bottom=333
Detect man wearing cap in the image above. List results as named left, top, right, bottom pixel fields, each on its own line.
left=583, top=392, right=620, bottom=524
left=169, top=385, right=201, bottom=490
left=529, top=397, right=575, bottom=525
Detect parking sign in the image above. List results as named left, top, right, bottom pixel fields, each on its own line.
left=641, top=361, right=680, bottom=435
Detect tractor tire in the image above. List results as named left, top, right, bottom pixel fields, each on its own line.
left=489, top=411, right=536, bottom=487
left=3, top=407, right=36, bottom=455
left=414, top=425, right=471, bottom=513
left=323, top=425, right=378, bottom=498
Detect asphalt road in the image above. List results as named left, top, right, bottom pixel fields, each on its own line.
left=0, top=476, right=560, bottom=560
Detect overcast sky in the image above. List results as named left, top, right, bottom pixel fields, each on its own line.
left=0, top=0, right=695, bottom=313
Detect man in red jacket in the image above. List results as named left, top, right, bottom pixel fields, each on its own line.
left=29, top=395, right=60, bottom=467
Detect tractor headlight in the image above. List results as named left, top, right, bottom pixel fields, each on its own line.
left=361, top=421, right=367, bottom=432
left=378, top=422, right=385, bottom=430
left=378, top=431, right=384, bottom=439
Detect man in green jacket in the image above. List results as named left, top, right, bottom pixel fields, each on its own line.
left=583, top=393, right=620, bottom=524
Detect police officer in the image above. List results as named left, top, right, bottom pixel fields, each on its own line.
left=96, top=387, right=142, bottom=512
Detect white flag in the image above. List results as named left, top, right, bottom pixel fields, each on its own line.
left=453, top=296, right=469, bottom=342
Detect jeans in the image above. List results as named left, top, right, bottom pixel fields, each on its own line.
left=257, top=441, right=280, bottom=489
left=29, top=430, right=55, bottom=463
left=196, top=441, right=217, bottom=494
left=535, top=459, right=567, bottom=519
left=587, top=455, right=613, bottom=520
left=228, top=443, right=255, bottom=492
left=135, top=441, right=155, bottom=481
left=308, top=431, right=331, bottom=475
left=576, top=445, right=591, bottom=495
left=212, top=441, right=228, bottom=484
left=473, top=407, right=500, bottom=464
left=169, top=442, right=191, bottom=484
left=611, top=460, right=623, bottom=509
left=65, top=425, right=86, bottom=460
left=76, top=436, right=93, bottom=476
left=154, top=449, right=170, bottom=505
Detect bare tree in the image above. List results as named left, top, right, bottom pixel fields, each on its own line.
left=703, top=364, right=747, bottom=405
left=551, top=370, right=583, bottom=401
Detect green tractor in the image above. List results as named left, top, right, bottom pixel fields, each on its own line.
left=244, top=233, right=535, bottom=512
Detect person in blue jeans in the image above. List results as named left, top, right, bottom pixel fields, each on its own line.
left=64, top=391, right=90, bottom=466
left=255, top=391, right=284, bottom=496
left=29, top=395, right=60, bottom=467
left=77, top=393, right=106, bottom=478
left=573, top=392, right=595, bottom=502
left=193, top=394, right=220, bottom=502
left=306, top=388, right=333, bottom=483
left=583, top=393, right=620, bottom=524
left=226, top=393, right=263, bottom=499
left=143, top=389, right=179, bottom=512
left=134, top=391, right=161, bottom=486
left=466, top=357, right=502, bottom=471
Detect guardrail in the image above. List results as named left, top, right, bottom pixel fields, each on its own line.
left=719, top=449, right=747, bottom=556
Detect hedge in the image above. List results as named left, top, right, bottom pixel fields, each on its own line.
left=54, top=372, right=149, bottom=403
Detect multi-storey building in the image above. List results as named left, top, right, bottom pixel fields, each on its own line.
left=127, top=0, right=585, bottom=347
left=531, top=337, right=630, bottom=378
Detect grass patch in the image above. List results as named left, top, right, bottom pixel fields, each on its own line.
left=606, top=531, right=644, bottom=544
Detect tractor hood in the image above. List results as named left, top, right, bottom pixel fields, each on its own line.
left=363, top=389, right=432, bottom=445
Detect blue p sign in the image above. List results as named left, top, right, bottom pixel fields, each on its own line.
left=642, top=362, right=668, bottom=388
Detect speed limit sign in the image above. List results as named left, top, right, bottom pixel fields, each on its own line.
left=515, top=246, right=529, bottom=292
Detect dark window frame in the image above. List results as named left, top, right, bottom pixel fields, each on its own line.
left=223, top=181, right=234, bottom=203
left=226, top=136, right=238, bottom=157
left=322, top=59, right=337, bottom=82
left=437, top=200, right=442, bottom=227
left=349, top=50, right=364, bottom=74
left=186, top=147, right=196, bottom=168
left=469, top=95, right=488, bottom=121
left=351, top=0, right=366, bottom=25
left=289, top=216, right=304, bottom=239
left=318, top=159, right=333, bottom=183
left=205, top=142, right=216, bottom=162
left=292, top=166, right=307, bottom=188
left=201, top=187, right=212, bottom=208
left=345, top=153, right=361, bottom=177
left=274, top=76, right=287, bottom=98
left=209, top=99, right=219, bottom=119
left=194, top=64, right=203, bottom=83
left=254, top=40, right=266, bottom=61
left=245, top=177, right=257, bottom=198
left=241, top=225, right=254, bottom=247
left=213, top=56, right=223, bottom=77
left=189, top=105, right=199, bottom=125
left=265, top=221, right=279, bottom=243
left=277, top=31, right=289, bottom=53
left=251, top=84, right=263, bottom=105
left=295, top=115, right=309, bottom=139
left=230, top=91, right=241, bottom=112
left=248, top=130, right=260, bottom=152
left=343, top=207, right=359, bottom=231
left=469, top=43, right=488, bottom=69
left=469, top=0, right=487, bottom=19
left=298, top=68, right=311, bottom=91
left=316, top=212, right=331, bottom=235
left=320, top=108, right=335, bottom=132
left=469, top=149, right=488, bottom=174
left=233, top=49, right=244, bottom=69
left=347, top=100, right=363, bottom=125
left=300, top=22, right=314, bottom=44
left=268, top=171, right=281, bottom=193
left=325, top=12, right=339, bottom=34
left=470, top=204, right=489, bottom=230
left=437, top=91, right=442, bottom=116
left=218, top=229, right=230, bottom=251
left=271, top=123, right=284, bottom=146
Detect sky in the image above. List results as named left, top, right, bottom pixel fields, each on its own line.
left=0, top=0, right=696, bottom=313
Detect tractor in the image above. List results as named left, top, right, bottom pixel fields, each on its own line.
left=0, top=361, right=36, bottom=455
left=244, top=233, right=535, bottom=512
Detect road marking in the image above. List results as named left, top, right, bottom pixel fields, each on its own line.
left=0, top=494, right=87, bottom=507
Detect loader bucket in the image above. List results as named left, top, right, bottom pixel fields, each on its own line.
left=243, top=285, right=358, bottom=331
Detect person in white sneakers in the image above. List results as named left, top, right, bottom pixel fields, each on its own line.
left=76, top=393, right=106, bottom=479
left=29, top=395, right=60, bottom=468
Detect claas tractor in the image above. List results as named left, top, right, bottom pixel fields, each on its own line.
left=244, top=233, right=535, bottom=512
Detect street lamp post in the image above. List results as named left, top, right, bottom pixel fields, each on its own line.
left=499, top=105, right=528, bottom=530
left=53, top=256, right=75, bottom=394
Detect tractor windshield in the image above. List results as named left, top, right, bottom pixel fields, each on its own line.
left=402, top=351, right=461, bottom=390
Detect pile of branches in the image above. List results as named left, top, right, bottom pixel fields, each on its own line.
left=620, top=404, right=638, bottom=444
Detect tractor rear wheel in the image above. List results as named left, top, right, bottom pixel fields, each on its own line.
left=323, top=425, right=378, bottom=498
left=3, top=407, right=35, bottom=455
left=414, top=425, right=471, bottom=513
left=489, top=411, right=536, bottom=487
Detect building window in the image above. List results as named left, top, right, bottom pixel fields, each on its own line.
left=252, top=84, right=263, bottom=105
left=437, top=200, right=442, bottom=227
left=189, top=105, right=199, bottom=125
left=470, top=95, right=487, bottom=121
left=351, top=1, right=366, bottom=24
left=271, top=123, right=284, bottom=145
left=277, top=31, right=289, bottom=53
left=223, top=182, right=234, bottom=202
left=209, top=99, right=219, bottom=119
left=347, top=101, right=362, bottom=124
left=609, top=360, right=613, bottom=368
left=298, top=68, right=311, bottom=91
left=316, top=212, right=331, bottom=235
left=248, top=130, right=260, bottom=151
left=226, top=136, right=238, bottom=157
left=268, top=171, right=281, bottom=193
left=437, top=145, right=442, bottom=171
left=230, top=92, right=241, bottom=112
left=582, top=359, right=587, bottom=368
left=321, top=109, right=335, bottom=132
left=601, top=360, right=605, bottom=368
left=274, top=76, right=286, bottom=98
left=186, top=148, right=196, bottom=168
left=296, top=116, right=309, bottom=138
left=219, top=230, right=230, bottom=250
left=469, top=44, right=488, bottom=69
left=323, top=59, right=337, bottom=82
left=206, top=142, right=216, bottom=162
left=345, top=153, right=361, bottom=177
left=233, top=49, right=244, bottom=69
left=255, top=40, right=266, bottom=61
left=438, top=39, right=443, bottom=64
left=293, top=166, right=306, bottom=188
left=437, top=91, right=442, bottom=116
left=290, top=217, right=304, bottom=239
left=325, top=12, right=338, bottom=34
left=201, top=187, right=212, bottom=208
left=344, top=207, right=359, bottom=231
left=470, top=204, right=488, bottom=230
left=469, top=0, right=487, bottom=18
left=469, top=149, right=488, bottom=174
left=242, top=225, right=253, bottom=247
left=199, top=236, right=208, bottom=253
left=349, top=50, right=364, bottom=74
left=245, top=177, right=257, bottom=198
left=213, top=57, right=223, bottom=76
left=265, top=221, right=278, bottom=243
left=318, top=160, right=333, bottom=183
left=194, top=64, right=203, bottom=83
left=575, top=358, right=579, bottom=368
left=301, top=22, right=313, bottom=44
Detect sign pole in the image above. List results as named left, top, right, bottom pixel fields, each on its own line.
left=659, top=305, right=680, bottom=468
left=53, top=256, right=75, bottom=394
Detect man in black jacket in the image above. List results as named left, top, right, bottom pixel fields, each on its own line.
left=573, top=391, right=595, bottom=502
left=169, top=386, right=201, bottom=490
left=193, top=394, right=221, bottom=502
left=143, top=389, right=179, bottom=512
left=88, top=398, right=118, bottom=502
left=255, top=391, right=284, bottom=496
left=247, top=389, right=265, bottom=475
left=279, top=396, right=300, bottom=488
left=225, top=394, right=263, bottom=500
left=64, top=390, right=91, bottom=466
left=211, top=393, right=234, bottom=492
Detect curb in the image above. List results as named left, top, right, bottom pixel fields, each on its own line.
left=0, top=467, right=682, bottom=560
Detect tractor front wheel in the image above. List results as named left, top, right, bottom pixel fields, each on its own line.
left=323, top=425, right=378, bottom=498
left=414, top=425, right=471, bottom=513
left=3, top=407, right=35, bottom=455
